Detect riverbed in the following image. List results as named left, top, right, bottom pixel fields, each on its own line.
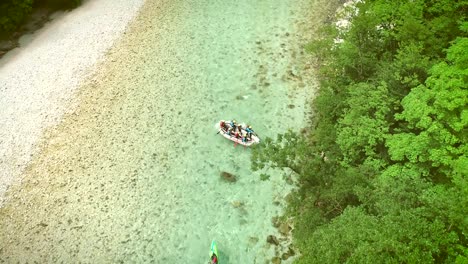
left=0, top=0, right=318, bottom=262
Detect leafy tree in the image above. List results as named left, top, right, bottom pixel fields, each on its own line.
left=298, top=206, right=459, bottom=264
left=251, top=1, right=468, bottom=263
left=0, top=0, right=82, bottom=37
left=336, top=81, right=392, bottom=167
left=34, top=0, right=82, bottom=9
left=386, top=35, right=468, bottom=180
left=0, top=0, right=33, bottom=35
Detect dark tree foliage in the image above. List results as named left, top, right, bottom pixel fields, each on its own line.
left=0, top=0, right=82, bottom=36
left=34, top=0, right=82, bottom=9
left=0, top=0, right=33, bottom=34
left=252, top=0, right=468, bottom=263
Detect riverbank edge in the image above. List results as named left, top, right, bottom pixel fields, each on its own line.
left=267, top=0, right=348, bottom=262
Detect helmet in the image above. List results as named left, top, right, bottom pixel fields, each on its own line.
left=233, top=120, right=237, bottom=123
left=248, top=126, right=252, bottom=128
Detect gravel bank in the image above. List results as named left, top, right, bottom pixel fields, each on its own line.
left=0, top=0, right=144, bottom=206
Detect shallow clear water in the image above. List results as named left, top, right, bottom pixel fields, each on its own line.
left=0, top=0, right=316, bottom=262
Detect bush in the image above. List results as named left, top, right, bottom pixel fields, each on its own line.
left=0, top=0, right=33, bottom=35
left=34, top=0, right=82, bottom=9
left=0, top=0, right=82, bottom=38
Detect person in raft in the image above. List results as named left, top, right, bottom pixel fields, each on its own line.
left=236, top=123, right=243, bottom=134
left=225, top=120, right=235, bottom=135
left=210, top=253, right=218, bottom=264
left=229, top=120, right=237, bottom=129
left=219, top=120, right=228, bottom=131
left=245, top=125, right=255, bottom=139
left=242, top=132, right=248, bottom=143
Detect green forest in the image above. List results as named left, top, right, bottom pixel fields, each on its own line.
left=252, top=0, right=468, bottom=263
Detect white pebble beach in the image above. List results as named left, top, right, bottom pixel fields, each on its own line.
left=0, top=0, right=145, bottom=206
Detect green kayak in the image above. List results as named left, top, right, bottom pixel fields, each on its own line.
left=209, top=240, right=219, bottom=264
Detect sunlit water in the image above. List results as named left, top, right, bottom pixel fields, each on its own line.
left=0, top=0, right=316, bottom=262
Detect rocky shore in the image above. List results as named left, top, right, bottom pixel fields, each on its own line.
left=0, top=0, right=144, bottom=206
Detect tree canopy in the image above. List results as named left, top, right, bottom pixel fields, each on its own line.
left=252, top=0, right=468, bottom=263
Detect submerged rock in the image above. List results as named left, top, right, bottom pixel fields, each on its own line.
left=267, top=235, right=279, bottom=246
left=272, top=256, right=281, bottom=264
left=248, top=236, right=259, bottom=245
left=271, top=216, right=280, bottom=228
left=281, top=247, right=296, bottom=260
left=220, top=171, right=237, bottom=182
left=231, top=200, right=244, bottom=208
left=279, top=223, right=291, bottom=235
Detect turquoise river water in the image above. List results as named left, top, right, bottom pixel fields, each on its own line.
left=0, top=0, right=319, bottom=262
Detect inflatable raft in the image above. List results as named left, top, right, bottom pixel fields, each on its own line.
left=217, top=120, right=260, bottom=147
